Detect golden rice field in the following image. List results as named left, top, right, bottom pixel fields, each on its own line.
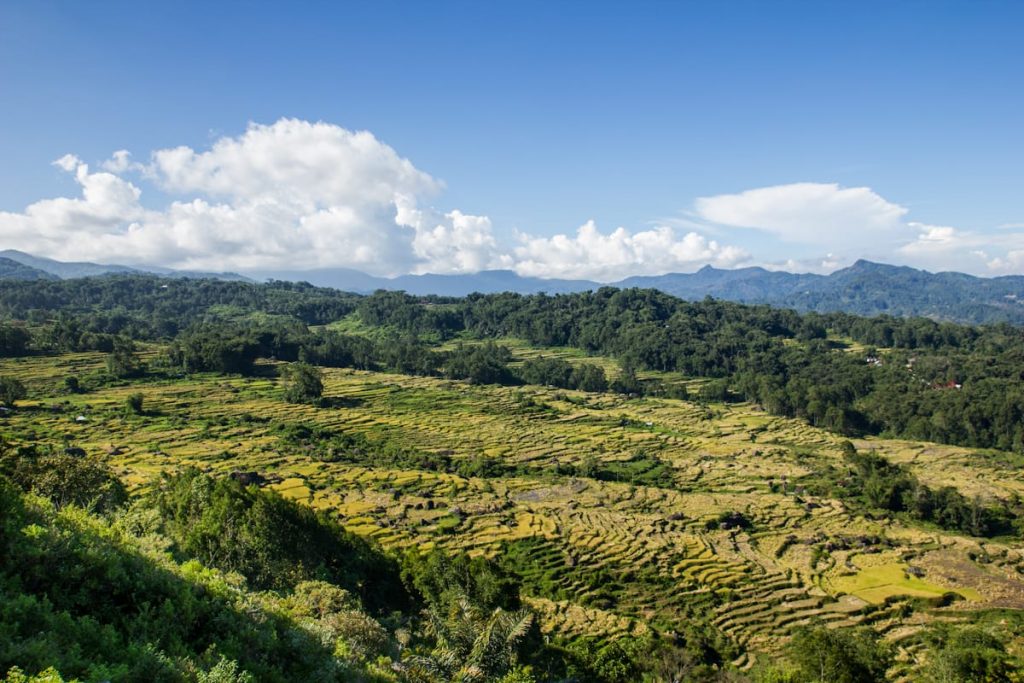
left=2, top=349, right=1023, bottom=677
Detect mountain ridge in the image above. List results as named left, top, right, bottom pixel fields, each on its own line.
left=2, top=249, right=1022, bottom=324
left=0, top=249, right=252, bottom=282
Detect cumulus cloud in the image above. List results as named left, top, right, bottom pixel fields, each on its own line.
left=0, top=119, right=502, bottom=275
left=897, top=222, right=1024, bottom=274
left=694, top=182, right=910, bottom=246
left=0, top=118, right=751, bottom=279
left=2, top=123, right=1019, bottom=279
left=0, top=156, right=146, bottom=260
left=394, top=196, right=511, bottom=274
left=987, top=251, right=1024, bottom=274
left=513, top=221, right=749, bottom=281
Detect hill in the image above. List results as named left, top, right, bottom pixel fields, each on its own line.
left=0, top=257, right=59, bottom=281
left=4, top=249, right=1023, bottom=324
left=0, top=249, right=251, bottom=283
left=256, top=260, right=1024, bottom=325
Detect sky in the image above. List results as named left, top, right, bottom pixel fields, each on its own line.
left=1, top=0, right=1022, bottom=280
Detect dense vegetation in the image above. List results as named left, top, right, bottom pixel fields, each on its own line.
left=0, top=445, right=548, bottom=682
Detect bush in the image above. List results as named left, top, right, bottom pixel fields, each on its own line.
left=280, top=363, right=324, bottom=404
left=0, top=377, right=26, bottom=407
left=784, top=626, right=891, bottom=683
left=126, top=393, right=144, bottom=415
left=2, top=451, right=127, bottom=513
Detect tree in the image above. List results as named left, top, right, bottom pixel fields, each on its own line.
left=0, top=377, right=26, bottom=407
left=786, top=626, right=891, bottom=683
left=105, top=342, right=142, bottom=379
left=0, top=323, right=32, bottom=357
left=401, top=596, right=534, bottom=683
left=126, top=393, right=144, bottom=415
left=923, top=627, right=1012, bottom=683
left=571, top=364, right=608, bottom=393
left=3, top=452, right=128, bottom=512
left=281, top=362, right=324, bottom=404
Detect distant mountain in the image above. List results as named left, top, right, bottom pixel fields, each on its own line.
left=621, top=260, right=1024, bottom=324
left=250, top=268, right=595, bottom=296
left=252, top=260, right=1024, bottom=324
left=784, top=260, right=1024, bottom=324
left=3, top=248, right=1021, bottom=324
left=0, top=250, right=251, bottom=283
left=0, top=256, right=60, bottom=281
left=618, top=265, right=820, bottom=301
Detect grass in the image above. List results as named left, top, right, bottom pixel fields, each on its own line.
left=828, top=563, right=983, bottom=604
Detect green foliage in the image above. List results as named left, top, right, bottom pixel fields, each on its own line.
left=809, top=444, right=1017, bottom=537
left=0, top=323, right=32, bottom=357
left=62, top=376, right=81, bottom=394
left=402, top=549, right=521, bottom=614
left=402, top=597, right=534, bottom=683
left=167, top=327, right=261, bottom=375
left=0, top=477, right=348, bottom=682
left=0, top=377, right=26, bottom=407
left=2, top=667, right=74, bottom=683
left=152, top=469, right=405, bottom=611
left=280, top=362, right=324, bottom=404
left=781, top=626, right=891, bottom=683
left=105, top=339, right=143, bottom=379
left=444, top=342, right=517, bottom=385
left=922, top=627, right=1015, bottom=683
left=126, top=392, right=145, bottom=414
left=1, top=447, right=127, bottom=513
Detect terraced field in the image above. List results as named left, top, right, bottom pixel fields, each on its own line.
left=2, top=349, right=1023, bottom=677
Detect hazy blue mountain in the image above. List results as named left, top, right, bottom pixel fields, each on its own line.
left=250, top=268, right=595, bottom=296
left=0, top=256, right=60, bottom=281
left=618, top=265, right=822, bottom=301
left=624, top=261, right=1024, bottom=324
left=387, top=270, right=595, bottom=296
left=0, top=249, right=143, bottom=278
left=783, top=260, right=1024, bottom=324
left=0, top=249, right=251, bottom=282
left=247, top=267, right=392, bottom=292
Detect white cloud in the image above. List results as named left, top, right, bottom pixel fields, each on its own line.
left=3, top=124, right=1021, bottom=279
left=0, top=119, right=498, bottom=275
left=0, top=156, right=146, bottom=260
left=694, top=182, right=909, bottom=246
left=763, top=254, right=845, bottom=274
left=895, top=222, right=1024, bottom=274
left=513, top=221, right=749, bottom=281
left=394, top=196, right=510, bottom=274
left=987, top=251, right=1024, bottom=274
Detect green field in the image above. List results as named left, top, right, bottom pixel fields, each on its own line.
left=2, top=347, right=1023, bottom=680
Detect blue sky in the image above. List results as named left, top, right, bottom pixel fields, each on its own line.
left=1, top=0, right=1022, bottom=279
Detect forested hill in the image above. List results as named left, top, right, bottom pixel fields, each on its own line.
left=3, top=249, right=1024, bottom=324
left=266, top=259, right=1024, bottom=325
left=1, top=275, right=1023, bottom=454
left=252, top=260, right=1024, bottom=325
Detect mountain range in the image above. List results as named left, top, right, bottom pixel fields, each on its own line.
left=2, top=248, right=1022, bottom=325
left=0, top=250, right=251, bottom=282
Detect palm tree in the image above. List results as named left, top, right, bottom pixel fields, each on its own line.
left=401, top=595, right=533, bottom=682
